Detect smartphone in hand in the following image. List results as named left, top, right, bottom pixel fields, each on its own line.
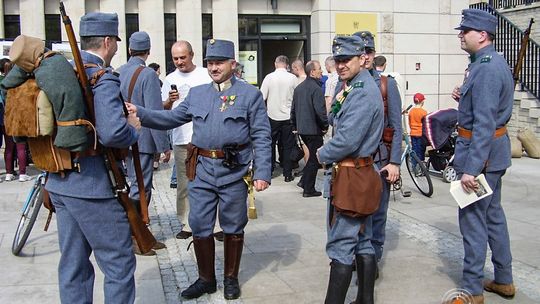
left=171, top=84, right=177, bottom=91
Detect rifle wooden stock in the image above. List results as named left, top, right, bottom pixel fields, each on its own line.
left=60, top=2, right=156, bottom=253
left=514, top=18, right=534, bottom=86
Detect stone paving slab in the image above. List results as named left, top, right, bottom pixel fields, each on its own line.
left=1, top=154, right=539, bottom=303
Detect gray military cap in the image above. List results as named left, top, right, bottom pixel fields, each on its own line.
left=332, top=35, right=366, bottom=59
left=80, top=12, right=121, bottom=41
left=129, top=31, right=151, bottom=51
left=455, top=9, right=497, bottom=35
left=205, top=39, right=235, bottom=61
left=353, top=31, right=375, bottom=50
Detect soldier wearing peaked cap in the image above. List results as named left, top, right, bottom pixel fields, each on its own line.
left=117, top=31, right=171, bottom=255
left=317, top=35, right=383, bottom=304
left=451, top=8, right=515, bottom=303
left=126, top=39, right=272, bottom=300
left=44, top=12, right=141, bottom=304
left=353, top=30, right=403, bottom=267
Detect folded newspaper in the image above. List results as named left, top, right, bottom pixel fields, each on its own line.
left=450, top=174, right=493, bottom=209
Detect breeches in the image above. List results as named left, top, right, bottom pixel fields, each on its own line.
left=188, top=176, right=248, bottom=237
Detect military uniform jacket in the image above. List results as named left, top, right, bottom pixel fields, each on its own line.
left=117, top=56, right=169, bottom=154
left=290, top=76, right=329, bottom=135
left=45, top=51, right=139, bottom=199
left=319, top=69, right=383, bottom=164
left=138, top=76, right=272, bottom=186
left=455, top=44, right=513, bottom=176
left=372, top=70, right=402, bottom=165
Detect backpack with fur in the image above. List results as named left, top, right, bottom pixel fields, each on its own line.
left=1, top=35, right=94, bottom=173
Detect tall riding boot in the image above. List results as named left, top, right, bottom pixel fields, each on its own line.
left=181, top=236, right=217, bottom=299
left=324, top=260, right=354, bottom=304
left=223, top=233, right=244, bottom=300
left=353, top=254, right=377, bottom=304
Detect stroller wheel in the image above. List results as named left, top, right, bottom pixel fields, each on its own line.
left=442, top=166, right=457, bottom=183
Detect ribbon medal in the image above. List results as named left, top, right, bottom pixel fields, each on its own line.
left=220, top=95, right=237, bottom=111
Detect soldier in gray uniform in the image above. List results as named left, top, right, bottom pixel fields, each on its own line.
left=127, top=39, right=272, bottom=300
left=353, top=30, right=402, bottom=265
left=452, top=9, right=515, bottom=303
left=117, top=31, right=170, bottom=254
left=44, top=13, right=141, bottom=304
left=317, top=36, right=383, bottom=304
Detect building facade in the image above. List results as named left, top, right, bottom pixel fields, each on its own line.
left=1, top=0, right=478, bottom=112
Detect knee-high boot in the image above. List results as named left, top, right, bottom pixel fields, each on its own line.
left=324, top=260, right=354, bottom=304
left=353, top=254, right=377, bottom=304
left=181, top=236, right=217, bottom=299
left=224, top=233, right=244, bottom=300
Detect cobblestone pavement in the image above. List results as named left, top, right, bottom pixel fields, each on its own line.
left=1, top=154, right=539, bottom=303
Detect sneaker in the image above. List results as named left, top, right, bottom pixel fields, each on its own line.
left=5, top=174, right=16, bottom=181
left=18, top=174, right=33, bottom=182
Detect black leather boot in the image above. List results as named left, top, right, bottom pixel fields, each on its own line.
left=352, top=254, right=377, bottom=304
left=181, top=236, right=217, bottom=299
left=324, top=260, right=354, bottom=304
left=223, top=234, right=244, bottom=300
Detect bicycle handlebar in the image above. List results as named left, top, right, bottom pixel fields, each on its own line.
left=401, top=104, right=414, bottom=115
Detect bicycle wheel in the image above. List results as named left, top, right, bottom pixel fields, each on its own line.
left=12, top=183, right=44, bottom=256
left=405, top=152, right=433, bottom=197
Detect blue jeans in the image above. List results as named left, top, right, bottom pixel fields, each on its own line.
left=411, top=136, right=426, bottom=161
left=170, top=163, right=177, bottom=184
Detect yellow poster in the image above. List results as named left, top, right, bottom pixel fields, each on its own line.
left=335, top=13, right=378, bottom=47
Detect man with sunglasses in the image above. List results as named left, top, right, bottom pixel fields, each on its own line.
left=451, top=9, right=515, bottom=304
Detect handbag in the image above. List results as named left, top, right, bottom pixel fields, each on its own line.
left=290, top=134, right=305, bottom=163
left=331, top=157, right=382, bottom=217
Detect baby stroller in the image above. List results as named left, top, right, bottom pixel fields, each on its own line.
left=422, top=108, right=458, bottom=183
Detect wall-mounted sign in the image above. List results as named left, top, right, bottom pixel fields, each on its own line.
left=335, top=13, right=378, bottom=48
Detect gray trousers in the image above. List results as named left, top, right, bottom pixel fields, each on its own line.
left=127, top=152, right=154, bottom=202
left=459, top=170, right=513, bottom=295
left=50, top=192, right=135, bottom=304
left=173, top=145, right=190, bottom=229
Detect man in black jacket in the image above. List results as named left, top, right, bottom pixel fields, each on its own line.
left=291, top=60, right=328, bottom=197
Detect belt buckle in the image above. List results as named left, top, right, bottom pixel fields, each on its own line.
left=210, top=150, right=218, bottom=158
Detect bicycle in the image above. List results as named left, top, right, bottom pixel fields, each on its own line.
left=12, top=172, right=47, bottom=256
left=399, top=104, right=434, bottom=197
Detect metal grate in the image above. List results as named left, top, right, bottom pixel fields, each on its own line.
left=488, top=0, right=540, bottom=10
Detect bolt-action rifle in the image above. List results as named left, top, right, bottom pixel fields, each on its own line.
left=60, top=2, right=156, bottom=253
left=514, top=18, right=534, bottom=86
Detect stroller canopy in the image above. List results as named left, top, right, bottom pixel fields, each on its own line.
left=422, top=108, right=458, bottom=150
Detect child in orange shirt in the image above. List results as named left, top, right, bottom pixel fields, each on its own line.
left=409, top=93, right=428, bottom=162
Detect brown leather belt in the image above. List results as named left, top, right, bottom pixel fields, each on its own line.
left=457, top=126, right=507, bottom=140
left=339, top=156, right=374, bottom=168
left=198, top=143, right=249, bottom=159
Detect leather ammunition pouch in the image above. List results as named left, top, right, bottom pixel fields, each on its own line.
left=331, top=157, right=382, bottom=218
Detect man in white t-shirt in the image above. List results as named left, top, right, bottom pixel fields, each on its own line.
left=324, top=56, right=339, bottom=113
left=161, top=40, right=211, bottom=240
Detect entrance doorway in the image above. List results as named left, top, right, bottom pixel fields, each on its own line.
left=238, top=15, right=310, bottom=86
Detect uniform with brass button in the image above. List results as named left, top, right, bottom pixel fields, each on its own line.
left=132, top=39, right=272, bottom=301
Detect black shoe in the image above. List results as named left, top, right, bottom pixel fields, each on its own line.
left=303, top=191, right=322, bottom=198
left=223, top=277, right=241, bottom=300
left=297, top=181, right=304, bottom=188
left=181, top=278, right=217, bottom=299
left=284, top=176, right=294, bottom=182
left=170, top=183, right=177, bottom=188
left=175, top=230, right=193, bottom=239
left=213, top=231, right=224, bottom=242
left=153, top=241, right=167, bottom=250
